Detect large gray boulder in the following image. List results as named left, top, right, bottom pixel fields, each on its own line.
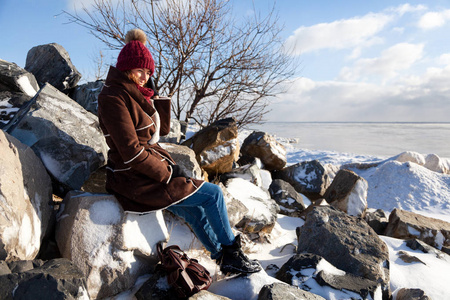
left=56, top=191, right=169, bottom=299
left=182, top=118, right=239, bottom=176
left=241, top=131, right=287, bottom=171
left=0, top=130, right=53, bottom=261
left=0, top=59, right=38, bottom=96
left=275, top=253, right=380, bottom=299
left=385, top=208, right=450, bottom=252
left=0, top=91, right=31, bottom=128
left=0, top=60, right=39, bottom=128
left=225, top=177, right=279, bottom=233
left=25, top=43, right=81, bottom=92
left=0, top=258, right=88, bottom=299
left=258, top=282, right=326, bottom=300
left=9, top=83, right=108, bottom=192
left=269, top=179, right=306, bottom=217
left=297, top=206, right=390, bottom=299
left=218, top=182, right=249, bottom=228
left=323, top=169, right=368, bottom=217
left=160, top=143, right=204, bottom=180
left=70, top=80, right=104, bottom=114
left=273, top=160, right=337, bottom=200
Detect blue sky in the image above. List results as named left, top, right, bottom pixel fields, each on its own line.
left=1, top=0, right=450, bottom=122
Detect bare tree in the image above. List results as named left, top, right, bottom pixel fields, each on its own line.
left=65, top=0, right=297, bottom=127
left=90, top=50, right=109, bottom=81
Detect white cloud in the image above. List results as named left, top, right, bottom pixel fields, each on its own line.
left=284, top=4, right=426, bottom=56
left=338, top=43, right=424, bottom=82
left=284, top=13, right=393, bottom=55
left=268, top=59, right=450, bottom=122
left=390, top=3, right=427, bottom=15
left=437, top=53, right=450, bottom=66
left=418, top=10, right=450, bottom=29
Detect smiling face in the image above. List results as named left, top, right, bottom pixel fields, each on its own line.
left=129, top=68, right=151, bottom=87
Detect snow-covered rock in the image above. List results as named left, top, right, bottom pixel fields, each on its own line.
left=208, top=270, right=280, bottom=300
left=385, top=208, right=450, bottom=252
left=159, top=119, right=182, bottom=144
left=297, top=206, right=390, bottom=299
left=393, top=151, right=449, bottom=174
left=55, top=191, right=169, bottom=299
left=0, top=59, right=39, bottom=97
left=353, top=160, right=450, bottom=219
left=225, top=178, right=279, bottom=233
left=268, top=179, right=306, bottom=217
left=323, top=169, right=368, bottom=217
left=241, top=131, right=287, bottom=171
left=9, top=83, right=108, bottom=192
left=273, top=160, right=336, bottom=200
left=182, top=118, right=239, bottom=176
left=0, top=130, right=53, bottom=261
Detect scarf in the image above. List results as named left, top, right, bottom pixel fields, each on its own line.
left=136, top=84, right=155, bottom=102
left=135, top=83, right=160, bottom=144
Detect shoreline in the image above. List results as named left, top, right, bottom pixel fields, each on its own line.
left=244, top=122, right=450, bottom=159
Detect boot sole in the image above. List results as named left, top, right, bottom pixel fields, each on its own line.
left=220, top=264, right=262, bottom=275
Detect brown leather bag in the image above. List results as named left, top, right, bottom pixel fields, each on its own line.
left=157, top=243, right=212, bottom=298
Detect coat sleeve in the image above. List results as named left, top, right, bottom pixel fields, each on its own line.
left=153, top=97, right=171, bottom=136
left=98, top=94, right=172, bottom=183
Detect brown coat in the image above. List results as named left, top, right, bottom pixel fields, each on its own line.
left=98, top=66, right=203, bottom=212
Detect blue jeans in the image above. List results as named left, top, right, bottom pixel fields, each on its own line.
left=167, top=182, right=235, bottom=259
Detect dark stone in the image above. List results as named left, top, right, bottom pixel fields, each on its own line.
left=81, top=166, right=108, bottom=194
left=258, top=282, right=325, bottom=300
left=135, top=269, right=178, bottom=300
left=9, top=83, right=107, bottom=194
left=0, top=258, right=88, bottom=299
left=315, top=270, right=379, bottom=299
left=275, top=253, right=322, bottom=284
left=269, top=179, right=306, bottom=217
left=0, top=91, right=32, bottom=128
left=0, top=59, right=39, bottom=95
left=7, top=260, right=34, bottom=273
left=272, top=160, right=334, bottom=200
left=406, top=239, right=450, bottom=261
left=0, top=261, right=11, bottom=276
left=69, top=80, right=104, bottom=114
left=25, top=43, right=81, bottom=93
left=397, top=251, right=426, bottom=264
left=365, top=209, right=389, bottom=235
left=240, top=131, right=286, bottom=171
left=396, top=288, right=432, bottom=300
left=297, top=206, right=390, bottom=299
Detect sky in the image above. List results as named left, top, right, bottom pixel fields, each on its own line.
left=1, top=0, right=450, bottom=122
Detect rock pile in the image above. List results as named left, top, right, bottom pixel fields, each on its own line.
left=0, top=43, right=446, bottom=299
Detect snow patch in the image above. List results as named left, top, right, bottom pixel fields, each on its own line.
left=347, top=178, right=368, bottom=216
left=17, top=75, right=37, bottom=97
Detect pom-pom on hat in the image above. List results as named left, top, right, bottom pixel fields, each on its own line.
left=116, top=29, right=155, bottom=75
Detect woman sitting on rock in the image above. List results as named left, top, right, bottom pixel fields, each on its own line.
left=97, top=28, right=261, bottom=275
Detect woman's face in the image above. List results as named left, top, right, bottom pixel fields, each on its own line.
left=130, top=68, right=151, bottom=87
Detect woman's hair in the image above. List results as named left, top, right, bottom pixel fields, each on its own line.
left=125, top=70, right=140, bottom=85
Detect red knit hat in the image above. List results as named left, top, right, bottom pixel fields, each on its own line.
left=116, top=29, right=155, bottom=75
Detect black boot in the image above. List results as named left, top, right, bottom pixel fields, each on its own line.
left=218, top=235, right=262, bottom=274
